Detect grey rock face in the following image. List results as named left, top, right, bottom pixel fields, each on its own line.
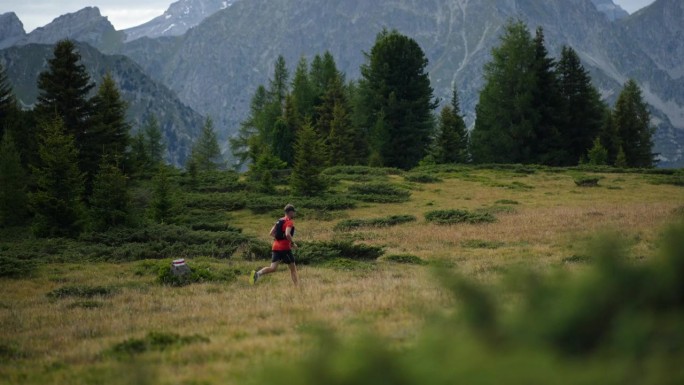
left=0, top=12, right=26, bottom=49
left=16, top=7, right=125, bottom=53
left=591, top=0, right=630, bottom=21
left=123, top=0, right=240, bottom=42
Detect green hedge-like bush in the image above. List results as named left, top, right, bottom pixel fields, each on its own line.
left=108, top=332, right=209, bottom=358
left=348, top=183, right=411, bottom=203
left=47, top=285, right=118, bottom=299
left=181, top=192, right=247, bottom=211
left=296, top=241, right=384, bottom=265
left=383, top=254, right=428, bottom=265
left=0, top=256, right=37, bottom=278
left=334, top=215, right=417, bottom=231
left=461, top=239, right=505, bottom=249
left=574, top=176, right=600, bottom=187
left=322, top=166, right=403, bottom=176
left=425, top=209, right=496, bottom=225
left=404, top=173, right=442, bottom=183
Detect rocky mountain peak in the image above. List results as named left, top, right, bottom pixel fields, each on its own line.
left=20, top=7, right=124, bottom=53
left=0, top=12, right=26, bottom=49
left=591, top=0, right=629, bottom=21
left=124, top=0, right=239, bottom=42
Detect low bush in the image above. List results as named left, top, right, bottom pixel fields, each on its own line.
left=476, top=205, right=517, bottom=215
left=66, top=300, right=104, bottom=309
left=334, top=215, right=417, bottom=231
left=108, top=331, right=209, bottom=358
left=383, top=254, right=428, bottom=265
left=296, top=241, right=384, bottom=265
left=404, top=173, right=442, bottom=183
left=425, top=209, right=496, bottom=225
left=181, top=192, right=247, bottom=211
left=574, top=176, right=600, bottom=187
left=495, top=199, right=519, bottom=205
left=247, top=195, right=356, bottom=214
left=322, top=166, right=402, bottom=176
left=0, top=256, right=37, bottom=278
left=47, top=285, right=118, bottom=299
left=156, top=260, right=239, bottom=286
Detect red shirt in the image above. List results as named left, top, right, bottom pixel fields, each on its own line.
left=272, top=217, right=294, bottom=251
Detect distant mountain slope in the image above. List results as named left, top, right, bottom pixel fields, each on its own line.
left=123, top=0, right=240, bottom=42
left=11, top=7, right=125, bottom=53
left=0, top=42, right=204, bottom=166
left=0, top=12, right=25, bottom=49
left=591, top=0, right=629, bottom=21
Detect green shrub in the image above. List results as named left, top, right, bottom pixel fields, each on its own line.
left=0, top=256, right=37, bottom=278
left=322, top=166, right=402, bottom=176
left=334, top=215, right=417, bottom=231
left=404, top=173, right=442, bottom=183
left=425, top=209, right=496, bottom=225
left=47, top=285, right=117, bottom=299
left=574, top=176, right=600, bottom=187
left=247, top=195, right=356, bottom=214
left=383, top=254, right=428, bottom=265
left=109, top=332, right=209, bottom=357
left=66, top=300, right=104, bottom=309
left=238, top=239, right=272, bottom=261
left=476, top=205, right=517, bottom=215
left=156, top=261, right=238, bottom=287
left=181, top=192, right=247, bottom=211
left=495, top=199, right=519, bottom=205
left=297, top=241, right=384, bottom=265
left=649, top=174, right=684, bottom=187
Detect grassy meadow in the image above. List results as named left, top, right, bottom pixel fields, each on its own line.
left=1, top=166, right=683, bottom=384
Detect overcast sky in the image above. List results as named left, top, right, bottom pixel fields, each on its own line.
left=0, top=0, right=658, bottom=33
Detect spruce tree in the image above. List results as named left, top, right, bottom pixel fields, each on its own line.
left=230, top=85, right=270, bottom=167
left=0, top=63, right=17, bottom=139
left=272, top=95, right=298, bottom=166
left=269, top=55, right=289, bottom=108
left=599, top=109, right=620, bottom=164
left=29, top=117, right=86, bottom=237
left=433, top=106, right=463, bottom=164
left=613, top=79, right=655, bottom=168
left=587, top=137, right=609, bottom=166
left=291, top=57, right=316, bottom=120
left=190, top=118, right=224, bottom=171
left=0, top=131, right=28, bottom=226
left=87, top=73, right=130, bottom=175
left=129, top=131, right=150, bottom=174
left=315, top=74, right=347, bottom=140
left=471, top=20, right=538, bottom=164
left=149, top=166, right=174, bottom=224
left=531, top=27, right=563, bottom=165
left=291, top=120, right=327, bottom=196
left=360, top=29, right=437, bottom=169
left=556, top=46, right=605, bottom=165
left=89, top=157, right=130, bottom=231
left=35, top=40, right=94, bottom=151
left=143, top=116, right=165, bottom=167
left=328, top=101, right=365, bottom=166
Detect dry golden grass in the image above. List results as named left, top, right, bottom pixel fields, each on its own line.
left=1, top=169, right=682, bottom=384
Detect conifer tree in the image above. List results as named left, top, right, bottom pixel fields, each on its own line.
left=315, top=74, right=347, bottom=140
left=291, top=120, right=327, bottom=196
left=311, top=51, right=342, bottom=98
left=0, top=63, right=17, bottom=139
left=0, top=131, right=28, bottom=226
left=291, top=57, right=316, bottom=120
left=613, top=79, right=655, bottom=168
left=143, top=116, right=165, bottom=167
left=432, top=88, right=469, bottom=164
left=272, top=95, right=298, bottom=166
left=360, top=29, right=437, bottom=169
left=230, top=85, right=270, bottom=167
left=587, top=137, right=609, bottom=166
left=599, top=110, right=620, bottom=164
left=89, top=157, right=129, bottom=231
left=328, top=101, right=365, bottom=166
left=269, top=55, right=289, bottom=108
left=87, top=73, right=130, bottom=175
left=129, top=131, right=150, bottom=174
left=471, top=20, right=538, bottom=164
left=556, top=46, right=605, bottom=165
left=190, top=118, right=224, bottom=171
left=29, top=117, right=86, bottom=237
left=531, top=27, right=563, bottom=165
left=149, top=166, right=174, bottom=224
left=615, top=145, right=628, bottom=168
left=35, top=40, right=94, bottom=150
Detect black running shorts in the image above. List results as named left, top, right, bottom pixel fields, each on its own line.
left=271, top=250, right=295, bottom=264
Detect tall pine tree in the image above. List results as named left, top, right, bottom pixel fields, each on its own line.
left=291, top=120, right=327, bottom=196
left=87, top=73, right=130, bottom=173
left=272, top=95, right=298, bottom=166
left=189, top=117, right=224, bottom=171
left=291, top=57, right=316, bottom=121
left=35, top=40, right=94, bottom=154
left=431, top=88, right=469, bottom=164
left=556, top=46, right=605, bottom=165
left=143, top=116, right=165, bottom=167
left=89, top=157, right=130, bottom=231
left=613, top=79, right=655, bottom=168
left=471, top=20, right=538, bottom=164
left=29, top=117, right=86, bottom=237
left=0, top=131, right=28, bottom=226
left=360, top=29, right=437, bottom=169
left=0, top=63, right=17, bottom=139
